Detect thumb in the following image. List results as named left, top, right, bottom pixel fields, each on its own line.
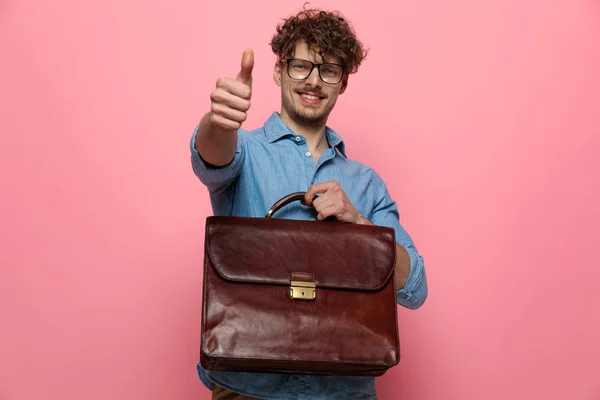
left=237, top=48, right=254, bottom=87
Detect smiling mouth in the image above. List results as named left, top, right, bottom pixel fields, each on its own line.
left=300, top=93, right=323, bottom=100
left=297, top=92, right=326, bottom=103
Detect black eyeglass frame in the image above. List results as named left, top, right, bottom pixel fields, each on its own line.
left=285, top=59, right=346, bottom=85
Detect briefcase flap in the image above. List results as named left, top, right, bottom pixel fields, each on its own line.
left=205, top=216, right=396, bottom=291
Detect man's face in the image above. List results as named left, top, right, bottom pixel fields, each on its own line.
left=274, top=40, right=348, bottom=127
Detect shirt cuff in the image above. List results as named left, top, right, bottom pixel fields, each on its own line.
left=190, top=126, right=245, bottom=194
left=395, top=247, right=428, bottom=310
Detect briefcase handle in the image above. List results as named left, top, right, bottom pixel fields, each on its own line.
left=265, top=192, right=337, bottom=221
left=265, top=192, right=307, bottom=218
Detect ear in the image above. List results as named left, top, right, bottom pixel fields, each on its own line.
left=339, top=75, right=349, bottom=94
left=273, top=61, right=282, bottom=86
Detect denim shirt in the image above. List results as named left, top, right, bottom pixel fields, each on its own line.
left=190, top=112, right=428, bottom=400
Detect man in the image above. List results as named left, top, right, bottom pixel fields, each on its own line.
left=190, top=7, right=428, bottom=400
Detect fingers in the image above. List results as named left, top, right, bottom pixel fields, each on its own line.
left=209, top=83, right=250, bottom=131
left=316, top=205, right=337, bottom=221
left=305, top=181, right=360, bottom=223
left=211, top=84, right=251, bottom=111
left=312, top=195, right=335, bottom=211
left=209, top=112, right=242, bottom=131
left=215, top=77, right=251, bottom=100
left=237, top=48, right=254, bottom=87
left=304, top=181, right=337, bottom=206
left=209, top=49, right=253, bottom=132
left=211, top=102, right=247, bottom=126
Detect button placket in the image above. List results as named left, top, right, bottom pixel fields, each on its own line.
left=295, top=136, right=314, bottom=189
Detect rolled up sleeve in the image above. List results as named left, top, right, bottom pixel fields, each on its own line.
left=190, top=126, right=246, bottom=194
left=367, top=171, right=428, bottom=310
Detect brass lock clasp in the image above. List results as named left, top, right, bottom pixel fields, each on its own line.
left=290, top=280, right=316, bottom=300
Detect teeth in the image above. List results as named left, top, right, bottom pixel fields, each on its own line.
left=301, top=93, right=320, bottom=100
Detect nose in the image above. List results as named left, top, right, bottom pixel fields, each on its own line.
left=305, top=66, right=322, bottom=87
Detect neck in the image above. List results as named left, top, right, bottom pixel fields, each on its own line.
left=279, top=112, right=329, bottom=154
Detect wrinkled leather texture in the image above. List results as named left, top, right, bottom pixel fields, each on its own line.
left=201, top=216, right=400, bottom=376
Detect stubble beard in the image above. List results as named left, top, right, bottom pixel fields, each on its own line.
left=283, top=95, right=331, bottom=128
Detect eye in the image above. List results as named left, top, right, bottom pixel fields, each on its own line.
left=290, top=61, right=310, bottom=70
left=322, top=65, right=340, bottom=76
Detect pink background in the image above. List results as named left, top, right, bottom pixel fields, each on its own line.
left=1, top=0, right=599, bottom=399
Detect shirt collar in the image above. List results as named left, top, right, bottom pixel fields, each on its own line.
left=264, top=112, right=347, bottom=158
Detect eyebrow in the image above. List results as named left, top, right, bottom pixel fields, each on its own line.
left=292, top=58, right=343, bottom=66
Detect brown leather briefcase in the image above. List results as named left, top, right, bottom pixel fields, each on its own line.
left=200, top=192, right=400, bottom=376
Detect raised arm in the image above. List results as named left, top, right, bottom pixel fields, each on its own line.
left=195, top=49, right=254, bottom=167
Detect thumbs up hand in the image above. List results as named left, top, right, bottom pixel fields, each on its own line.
left=209, top=49, right=254, bottom=132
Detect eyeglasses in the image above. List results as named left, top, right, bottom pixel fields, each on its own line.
left=285, top=59, right=345, bottom=85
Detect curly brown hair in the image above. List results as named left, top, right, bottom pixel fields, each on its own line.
left=270, top=7, right=368, bottom=75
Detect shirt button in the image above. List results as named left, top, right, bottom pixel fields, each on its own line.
left=305, top=152, right=311, bottom=157
left=295, top=136, right=301, bottom=142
